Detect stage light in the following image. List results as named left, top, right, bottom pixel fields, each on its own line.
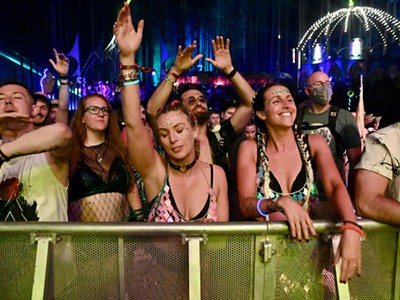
left=349, top=38, right=365, bottom=60
left=312, top=43, right=324, bottom=64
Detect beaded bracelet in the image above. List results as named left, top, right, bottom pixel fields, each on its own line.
left=225, top=67, right=237, bottom=79
left=165, top=76, right=176, bottom=87
left=119, top=70, right=139, bottom=82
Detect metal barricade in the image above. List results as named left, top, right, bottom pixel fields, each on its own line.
left=0, top=220, right=398, bottom=300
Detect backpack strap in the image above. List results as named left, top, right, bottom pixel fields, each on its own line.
left=328, top=105, right=340, bottom=129
left=296, top=104, right=307, bottom=129
left=328, top=106, right=346, bottom=155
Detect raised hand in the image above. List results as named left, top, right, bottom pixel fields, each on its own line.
left=205, top=36, right=234, bottom=74
left=114, top=2, right=144, bottom=60
left=49, top=48, right=69, bottom=77
left=171, top=41, right=203, bottom=75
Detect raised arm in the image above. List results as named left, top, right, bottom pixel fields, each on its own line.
left=114, top=2, right=164, bottom=199
left=49, top=48, right=70, bottom=124
left=146, top=41, right=203, bottom=125
left=205, top=36, right=254, bottom=134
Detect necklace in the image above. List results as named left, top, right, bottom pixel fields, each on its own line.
left=169, top=158, right=197, bottom=173
left=88, top=143, right=105, bottom=164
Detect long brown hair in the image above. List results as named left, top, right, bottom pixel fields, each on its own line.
left=69, top=94, right=131, bottom=175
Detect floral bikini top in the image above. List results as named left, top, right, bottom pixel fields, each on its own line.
left=147, top=164, right=218, bottom=222
left=255, top=129, right=318, bottom=211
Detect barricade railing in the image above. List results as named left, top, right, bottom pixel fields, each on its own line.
left=0, top=220, right=398, bottom=300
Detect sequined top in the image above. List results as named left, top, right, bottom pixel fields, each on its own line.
left=147, top=165, right=218, bottom=222
left=255, top=131, right=318, bottom=209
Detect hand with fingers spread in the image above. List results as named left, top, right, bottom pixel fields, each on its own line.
left=334, top=229, right=362, bottom=283
left=205, top=36, right=234, bottom=74
left=171, top=41, right=203, bottom=75
left=113, top=2, right=144, bottom=60
left=49, top=48, right=69, bottom=77
left=277, top=196, right=317, bottom=241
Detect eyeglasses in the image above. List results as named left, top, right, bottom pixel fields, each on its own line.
left=84, top=106, right=110, bottom=115
left=184, top=95, right=207, bottom=106
left=309, top=80, right=332, bottom=88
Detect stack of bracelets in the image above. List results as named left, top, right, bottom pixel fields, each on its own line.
left=59, top=75, right=69, bottom=86
left=165, top=70, right=179, bottom=92
left=119, top=64, right=140, bottom=86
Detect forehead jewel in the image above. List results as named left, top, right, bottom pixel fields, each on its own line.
left=270, top=87, right=290, bottom=95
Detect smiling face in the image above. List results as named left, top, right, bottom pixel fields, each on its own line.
left=82, top=95, right=110, bottom=134
left=33, top=100, right=50, bottom=126
left=156, top=110, right=196, bottom=164
left=181, top=89, right=208, bottom=125
left=256, top=85, right=296, bottom=129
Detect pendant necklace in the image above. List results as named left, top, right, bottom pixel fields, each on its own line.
left=89, top=143, right=105, bottom=164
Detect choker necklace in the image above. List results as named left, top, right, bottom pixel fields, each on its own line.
left=88, top=143, right=105, bottom=164
left=169, top=158, right=197, bottom=173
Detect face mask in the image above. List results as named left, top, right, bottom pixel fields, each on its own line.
left=310, top=85, right=332, bottom=105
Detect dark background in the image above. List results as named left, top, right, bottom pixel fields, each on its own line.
left=0, top=0, right=399, bottom=114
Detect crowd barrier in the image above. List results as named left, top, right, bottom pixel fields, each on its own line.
left=0, top=220, right=399, bottom=300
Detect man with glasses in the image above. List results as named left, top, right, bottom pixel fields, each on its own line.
left=297, top=71, right=361, bottom=215
left=0, top=81, right=72, bottom=221
left=147, top=37, right=254, bottom=176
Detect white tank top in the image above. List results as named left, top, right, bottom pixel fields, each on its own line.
left=0, top=152, right=68, bottom=221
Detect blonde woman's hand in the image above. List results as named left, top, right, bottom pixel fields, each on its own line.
left=114, top=2, right=144, bottom=60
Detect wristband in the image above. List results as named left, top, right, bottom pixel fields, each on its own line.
left=168, top=71, right=180, bottom=80
left=225, top=68, right=237, bottom=79
left=257, top=198, right=270, bottom=217
left=59, top=75, right=68, bottom=80
left=340, top=223, right=366, bottom=241
left=120, top=64, right=137, bottom=70
left=0, top=148, right=10, bottom=162
left=343, top=220, right=363, bottom=229
left=123, top=79, right=140, bottom=86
